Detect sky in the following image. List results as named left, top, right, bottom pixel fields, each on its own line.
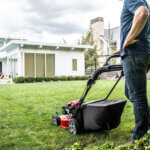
left=0, top=0, right=149, bottom=44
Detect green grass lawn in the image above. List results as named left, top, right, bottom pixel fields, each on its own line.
left=0, top=80, right=150, bottom=150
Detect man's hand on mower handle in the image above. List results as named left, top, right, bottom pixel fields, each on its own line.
left=112, top=49, right=120, bottom=55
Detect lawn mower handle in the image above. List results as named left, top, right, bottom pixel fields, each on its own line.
left=92, top=65, right=122, bottom=81
left=79, top=54, right=123, bottom=105
left=103, top=54, right=120, bottom=66
left=92, top=54, right=122, bottom=81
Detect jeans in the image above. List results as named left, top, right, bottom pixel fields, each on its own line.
left=122, top=54, right=150, bottom=140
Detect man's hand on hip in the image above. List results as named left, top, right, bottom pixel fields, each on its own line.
left=123, top=5, right=149, bottom=51
left=123, top=39, right=140, bottom=51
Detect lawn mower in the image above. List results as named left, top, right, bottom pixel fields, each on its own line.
left=52, top=54, right=127, bottom=134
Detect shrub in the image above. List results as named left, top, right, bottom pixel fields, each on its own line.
left=80, top=76, right=89, bottom=80
left=25, top=77, right=36, bottom=83
left=67, top=76, right=74, bottom=81
left=52, top=76, right=59, bottom=81
left=36, top=77, right=45, bottom=82
left=12, top=77, right=17, bottom=83
left=59, top=76, right=68, bottom=81
left=45, top=77, right=53, bottom=82
left=14, top=77, right=25, bottom=83
left=13, top=75, right=94, bottom=83
left=74, top=76, right=81, bottom=80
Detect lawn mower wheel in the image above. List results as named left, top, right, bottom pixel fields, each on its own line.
left=68, top=119, right=79, bottom=134
left=52, top=115, right=60, bottom=125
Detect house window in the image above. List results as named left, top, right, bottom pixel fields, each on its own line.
left=72, top=59, right=77, bottom=71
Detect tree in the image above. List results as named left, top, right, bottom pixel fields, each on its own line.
left=79, top=29, right=99, bottom=70
left=107, top=23, right=117, bottom=55
left=107, top=23, right=117, bottom=65
left=85, top=45, right=98, bottom=70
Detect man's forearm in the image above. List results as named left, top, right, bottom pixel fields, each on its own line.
left=126, top=6, right=149, bottom=42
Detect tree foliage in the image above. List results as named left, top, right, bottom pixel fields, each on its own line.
left=107, top=23, right=117, bottom=55
left=80, top=29, right=99, bottom=70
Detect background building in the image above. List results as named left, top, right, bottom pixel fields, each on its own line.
left=90, top=17, right=120, bottom=66
left=90, top=17, right=120, bottom=55
left=89, top=17, right=150, bottom=79
left=0, top=37, right=92, bottom=78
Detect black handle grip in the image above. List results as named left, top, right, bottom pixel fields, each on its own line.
left=104, top=54, right=120, bottom=66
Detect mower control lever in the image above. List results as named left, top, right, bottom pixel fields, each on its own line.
left=79, top=54, right=123, bottom=105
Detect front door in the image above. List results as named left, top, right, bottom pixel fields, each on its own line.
left=0, top=62, right=2, bottom=74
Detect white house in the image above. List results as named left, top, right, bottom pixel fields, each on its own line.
left=0, top=37, right=92, bottom=78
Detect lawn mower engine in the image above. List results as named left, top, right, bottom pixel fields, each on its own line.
left=52, top=99, right=81, bottom=131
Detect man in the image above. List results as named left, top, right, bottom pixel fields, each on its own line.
left=113, top=0, right=150, bottom=145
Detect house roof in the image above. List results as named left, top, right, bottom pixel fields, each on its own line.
left=0, top=40, right=93, bottom=52
left=0, top=36, right=27, bottom=43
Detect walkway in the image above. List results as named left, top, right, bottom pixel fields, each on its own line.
left=0, top=79, right=12, bottom=84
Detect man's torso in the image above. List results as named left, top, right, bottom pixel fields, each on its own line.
left=120, top=0, right=150, bottom=56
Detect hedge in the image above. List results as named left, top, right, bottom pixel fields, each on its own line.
left=13, top=76, right=90, bottom=83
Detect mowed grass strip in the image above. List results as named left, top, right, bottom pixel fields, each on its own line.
left=0, top=80, right=149, bottom=150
